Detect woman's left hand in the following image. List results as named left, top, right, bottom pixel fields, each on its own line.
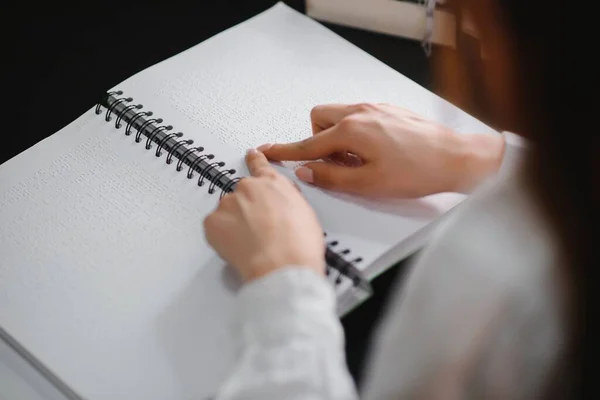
left=204, top=149, right=326, bottom=283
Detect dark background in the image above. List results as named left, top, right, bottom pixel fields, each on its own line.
left=4, top=0, right=460, bottom=388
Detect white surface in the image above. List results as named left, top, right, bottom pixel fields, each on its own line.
left=0, top=3, right=497, bottom=399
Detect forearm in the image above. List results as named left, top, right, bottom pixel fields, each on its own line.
left=215, top=267, right=358, bottom=400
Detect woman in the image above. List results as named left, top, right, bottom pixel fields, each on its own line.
left=205, top=0, right=589, bottom=398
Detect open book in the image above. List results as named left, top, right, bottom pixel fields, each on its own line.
left=0, top=3, right=497, bottom=399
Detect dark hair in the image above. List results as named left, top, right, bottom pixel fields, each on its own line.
left=438, top=0, right=592, bottom=397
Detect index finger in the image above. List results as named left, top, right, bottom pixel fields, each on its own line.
left=245, top=149, right=277, bottom=177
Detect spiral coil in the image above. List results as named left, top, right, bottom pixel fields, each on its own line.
left=96, top=91, right=239, bottom=199
left=95, top=91, right=368, bottom=291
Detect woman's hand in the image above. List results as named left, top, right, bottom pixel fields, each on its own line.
left=204, top=149, right=325, bottom=283
left=259, top=103, right=504, bottom=198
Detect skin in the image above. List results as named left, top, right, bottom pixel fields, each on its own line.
left=204, top=149, right=325, bottom=281
left=204, top=104, right=504, bottom=282
left=260, top=103, right=504, bottom=197
left=204, top=0, right=515, bottom=283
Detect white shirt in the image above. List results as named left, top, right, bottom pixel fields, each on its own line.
left=214, top=133, right=566, bottom=399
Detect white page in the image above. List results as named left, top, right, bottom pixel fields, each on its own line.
left=0, top=3, right=498, bottom=399
left=0, top=110, right=248, bottom=399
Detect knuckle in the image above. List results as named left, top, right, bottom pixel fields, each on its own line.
left=310, top=106, right=319, bottom=120
left=356, top=102, right=376, bottom=113
left=310, top=105, right=325, bottom=120
left=259, top=168, right=278, bottom=179
left=339, top=115, right=361, bottom=130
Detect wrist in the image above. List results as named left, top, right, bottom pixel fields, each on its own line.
left=450, top=133, right=505, bottom=193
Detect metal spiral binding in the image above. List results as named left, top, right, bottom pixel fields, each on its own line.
left=96, top=91, right=239, bottom=198
left=95, top=91, right=369, bottom=291
left=323, top=235, right=365, bottom=289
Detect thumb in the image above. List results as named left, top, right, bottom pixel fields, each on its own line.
left=295, top=162, right=370, bottom=194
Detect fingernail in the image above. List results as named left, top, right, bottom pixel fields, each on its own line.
left=295, top=166, right=314, bottom=183
left=246, top=148, right=258, bottom=155
left=257, top=143, right=273, bottom=152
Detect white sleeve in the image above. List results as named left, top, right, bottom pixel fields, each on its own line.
left=359, top=233, right=511, bottom=399
left=215, top=267, right=358, bottom=400
left=359, top=179, right=559, bottom=399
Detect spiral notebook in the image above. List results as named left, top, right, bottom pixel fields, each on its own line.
left=0, top=3, right=497, bottom=399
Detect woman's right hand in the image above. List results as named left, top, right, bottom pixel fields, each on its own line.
left=259, top=103, right=504, bottom=198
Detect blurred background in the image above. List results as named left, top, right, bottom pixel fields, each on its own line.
left=3, top=0, right=481, bottom=388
